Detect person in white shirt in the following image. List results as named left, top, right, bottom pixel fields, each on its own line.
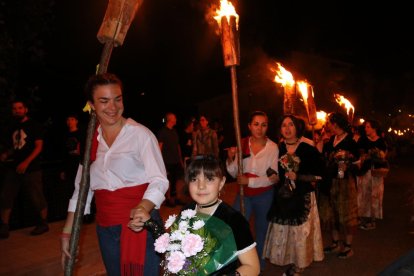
left=60, top=73, right=168, bottom=276
left=226, top=110, right=279, bottom=272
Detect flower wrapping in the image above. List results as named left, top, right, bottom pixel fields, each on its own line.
left=279, top=153, right=301, bottom=195
left=155, top=209, right=237, bottom=275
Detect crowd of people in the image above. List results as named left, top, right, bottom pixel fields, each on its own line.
left=0, top=72, right=394, bottom=276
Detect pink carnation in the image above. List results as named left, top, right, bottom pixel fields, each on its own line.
left=181, top=233, right=204, bottom=257
left=167, top=251, right=186, bottom=273
left=154, top=233, right=170, bottom=253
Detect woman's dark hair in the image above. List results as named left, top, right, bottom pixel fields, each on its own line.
left=248, top=110, right=268, bottom=124
left=84, top=73, right=123, bottom=102
left=365, top=119, right=382, bottom=135
left=277, top=115, right=305, bottom=138
left=328, top=112, right=351, bottom=133
left=184, top=155, right=225, bottom=185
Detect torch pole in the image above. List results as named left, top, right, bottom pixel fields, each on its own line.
left=65, top=41, right=114, bottom=276
left=229, top=66, right=245, bottom=215
left=217, top=13, right=244, bottom=215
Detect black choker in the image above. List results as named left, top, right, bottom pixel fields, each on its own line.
left=285, top=139, right=299, bottom=145
left=198, top=199, right=219, bottom=209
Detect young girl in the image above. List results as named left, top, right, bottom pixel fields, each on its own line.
left=139, top=155, right=260, bottom=276
left=187, top=155, right=260, bottom=275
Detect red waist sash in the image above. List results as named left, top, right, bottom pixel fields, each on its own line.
left=94, top=184, right=149, bottom=276
left=243, top=173, right=273, bottom=196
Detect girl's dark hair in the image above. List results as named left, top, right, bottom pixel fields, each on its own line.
left=277, top=115, right=305, bottom=138
left=328, top=112, right=351, bottom=133
left=248, top=110, right=268, bottom=124
left=184, top=155, right=224, bottom=185
left=84, top=73, right=123, bottom=102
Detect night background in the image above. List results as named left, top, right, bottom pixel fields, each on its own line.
left=1, top=0, right=414, bottom=157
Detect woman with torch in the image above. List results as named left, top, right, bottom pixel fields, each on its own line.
left=60, top=73, right=169, bottom=276
left=226, top=111, right=279, bottom=271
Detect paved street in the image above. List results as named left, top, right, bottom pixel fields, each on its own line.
left=1, top=154, right=413, bottom=275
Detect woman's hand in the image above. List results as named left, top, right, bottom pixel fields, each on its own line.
left=285, top=171, right=297, bottom=181
left=128, top=206, right=151, bottom=232
left=61, top=235, right=78, bottom=270
left=268, top=173, right=279, bottom=184
left=237, top=175, right=249, bottom=185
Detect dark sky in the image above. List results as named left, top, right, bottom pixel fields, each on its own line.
left=8, top=0, right=414, bottom=127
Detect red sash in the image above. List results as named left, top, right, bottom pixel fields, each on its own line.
left=242, top=173, right=273, bottom=196
left=94, top=184, right=149, bottom=276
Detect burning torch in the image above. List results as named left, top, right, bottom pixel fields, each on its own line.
left=334, top=93, right=355, bottom=125
left=65, top=1, right=143, bottom=275
left=273, top=62, right=296, bottom=115
left=297, top=81, right=318, bottom=138
left=213, top=0, right=245, bottom=215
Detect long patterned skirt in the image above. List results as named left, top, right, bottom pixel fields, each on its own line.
left=263, top=193, right=324, bottom=269
left=357, top=170, right=384, bottom=219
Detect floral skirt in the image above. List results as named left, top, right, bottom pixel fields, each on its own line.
left=263, top=193, right=324, bottom=268
left=357, top=171, right=384, bottom=219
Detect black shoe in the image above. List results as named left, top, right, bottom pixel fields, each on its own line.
left=30, top=223, right=49, bottom=236
left=0, top=223, right=9, bottom=239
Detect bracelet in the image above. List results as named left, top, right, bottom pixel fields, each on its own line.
left=62, top=226, right=72, bottom=234
left=60, top=232, right=71, bottom=239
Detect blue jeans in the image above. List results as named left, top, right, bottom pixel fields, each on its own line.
left=232, top=188, right=274, bottom=270
left=96, top=210, right=161, bottom=276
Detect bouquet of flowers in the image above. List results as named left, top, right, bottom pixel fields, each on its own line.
left=278, top=153, right=301, bottom=198
left=333, top=149, right=351, bottom=163
left=279, top=153, right=301, bottom=173
left=154, top=209, right=237, bottom=275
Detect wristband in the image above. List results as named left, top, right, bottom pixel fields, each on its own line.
left=62, top=226, right=72, bottom=234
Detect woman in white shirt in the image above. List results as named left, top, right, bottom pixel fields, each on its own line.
left=226, top=110, right=279, bottom=272
left=60, top=73, right=169, bottom=276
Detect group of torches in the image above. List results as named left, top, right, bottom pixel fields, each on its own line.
left=274, top=62, right=356, bottom=130
left=211, top=0, right=357, bottom=132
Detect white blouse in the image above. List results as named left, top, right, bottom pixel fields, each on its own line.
left=68, top=118, right=169, bottom=214
left=226, top=137, right=279, bottom=188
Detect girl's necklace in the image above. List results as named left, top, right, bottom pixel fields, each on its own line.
left=198, top=199, right=219, bottom=209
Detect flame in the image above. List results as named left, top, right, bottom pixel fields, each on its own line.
left=273, top=62, right=295, bottom=87
left=317, top=110, right=327, bottom=122
left=334, top=93, right=355, bottom=116
left=297, top=81, right=309, bottom=102
left=312, top=110, right=327, bottom=130
left=213, top=0, right=239, bottom=29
